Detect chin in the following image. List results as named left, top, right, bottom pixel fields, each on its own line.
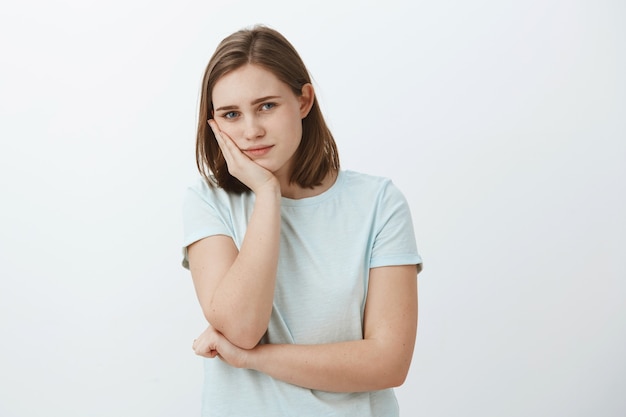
left=254, top=160, right=274, bottom=171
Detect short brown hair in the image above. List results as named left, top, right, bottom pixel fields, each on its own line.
left=195, top=25, right=340, bottom=193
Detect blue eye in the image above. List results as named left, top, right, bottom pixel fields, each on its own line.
left=261, top=103, right=275, bottom=111
left=223, top=111, right=238, bottom=119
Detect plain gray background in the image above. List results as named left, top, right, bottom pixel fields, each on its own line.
left=1, top=0, right=624, bottom=415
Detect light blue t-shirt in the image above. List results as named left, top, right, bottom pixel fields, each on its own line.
left=182, top=170, right=421, bottom=417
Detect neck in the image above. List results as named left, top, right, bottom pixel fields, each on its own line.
left=278, top=170, right=338, bottom=199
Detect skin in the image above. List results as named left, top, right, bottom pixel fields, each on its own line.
left=210, top=63, right=323, bottom=198
left=188, top=63, right=419, bottom=392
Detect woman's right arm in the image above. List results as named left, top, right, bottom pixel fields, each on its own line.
left=187, top=122, right=281, bottom=349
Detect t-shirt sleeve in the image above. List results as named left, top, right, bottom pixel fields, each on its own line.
left=369, top=181, right=422, bottom=269
left=181, top=183, right=233, bottom=269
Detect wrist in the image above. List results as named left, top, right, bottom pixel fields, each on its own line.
left=254, top=180, right=281, bottom=199
left=243, top=343, right=265, bottom=371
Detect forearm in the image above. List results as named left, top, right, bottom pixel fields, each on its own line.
left=246, top=339, right=412, bottom=392
left=194, top=267, right=418, bottom=390
left=209, top=185, right=281, bottom=347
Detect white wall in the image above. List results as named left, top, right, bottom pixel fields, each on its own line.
left=1, top=0, right=624, bottom=415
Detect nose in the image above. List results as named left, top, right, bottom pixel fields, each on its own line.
left=242, top=116, right=265, bottom=141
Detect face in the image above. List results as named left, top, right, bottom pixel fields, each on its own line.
left=211, top=64, right=313, bottom=180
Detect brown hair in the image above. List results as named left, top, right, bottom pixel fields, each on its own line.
left=195, top=25, right=340, bottom=193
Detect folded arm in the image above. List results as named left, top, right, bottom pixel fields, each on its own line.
left=193, top=264, right=419, bottom=392
left=187, top=183, right=281, bottom=349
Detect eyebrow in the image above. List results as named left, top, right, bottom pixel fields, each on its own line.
left=214, top=95, right=281, bottom=112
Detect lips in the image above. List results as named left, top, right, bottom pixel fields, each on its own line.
left=244, top=145, right=273, bottom=157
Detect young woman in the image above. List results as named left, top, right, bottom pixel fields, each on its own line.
left=182, top=25, right=422, bottom=416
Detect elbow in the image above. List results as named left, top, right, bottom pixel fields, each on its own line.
left=227, top=327, right=265, bottom=350
left=230, top=318, right=268, bottom=349
left=369, top=367, right=409, bottom=391
left=366, top=338, right=414, bottom=390
left=384, top=340, right=414, bottom=388
left=378, top=368, right=409, bottom=390
left=201, top=299, right=270, bottom=349
left=203, top=311, right=266, bottom=349
left=380, top=357, right=412, bottom=389
left=389, top=367, right=410, bottom=388
left=391, top=350, right=414, bottom=387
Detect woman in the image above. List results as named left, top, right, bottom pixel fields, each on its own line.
left=182, top=25, right=422, bottom=416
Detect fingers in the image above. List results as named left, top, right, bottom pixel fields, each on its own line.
left=193, top=339, right=218, bottom=358
left=192, top=329, right=220, bottom=358
left=206, top=119, right=277, bottom=193
left=208, top=119, right=248, bottom=176
left=208, top=120, right=239, bottom=159
left=207, top=119, right=225, bottom=149
left=191, top=327, right=248, bottom=367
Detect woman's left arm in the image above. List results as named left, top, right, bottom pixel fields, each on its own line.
left=193, top=264, right=418, bottom=392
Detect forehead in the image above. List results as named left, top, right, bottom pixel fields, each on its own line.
left=212, top=64, right=291, bottom=105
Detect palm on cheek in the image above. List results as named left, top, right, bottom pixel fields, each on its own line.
left=208, top=120, right=277, bottom=192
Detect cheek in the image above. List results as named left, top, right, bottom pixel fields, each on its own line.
left=215, top=123, right=242, bottom=145
left=275, top=110, right=301, bottom=136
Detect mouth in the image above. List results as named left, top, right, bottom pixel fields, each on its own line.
left=244, top=145, right=273, bottom=157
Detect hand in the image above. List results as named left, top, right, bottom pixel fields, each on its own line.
left=208, top=120, right=279, bottom=193
left=192, top=325, right=250, bottom=368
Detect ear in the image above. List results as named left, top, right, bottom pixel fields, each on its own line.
left=208, top=109, right=218, bottom=128
left=299, top=83, right=315, bottom=119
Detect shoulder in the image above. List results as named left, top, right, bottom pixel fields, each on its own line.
left=340, top=170, right=406, bottom=202
left=186, top=176, right=224, bottom=200
left=341, top=170, right=389, bottom=192
left=184, top=176, right=252, bottom=208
